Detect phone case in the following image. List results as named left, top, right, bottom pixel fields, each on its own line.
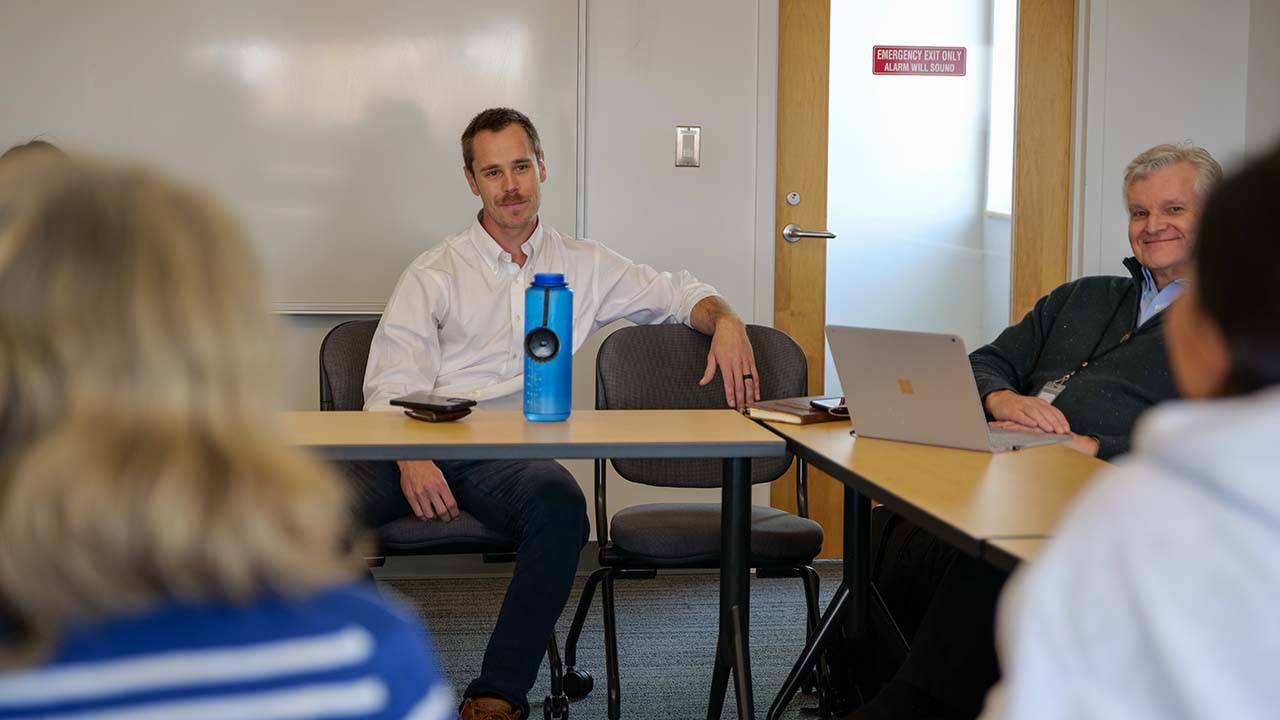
left=404, top=408, right=472, bottom=423
left=390, top=392, right=477, bottom=412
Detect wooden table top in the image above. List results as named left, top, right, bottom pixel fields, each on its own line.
left=282, top=409, right=786, bottom=461
left=764, top=421, right=1107, bottom=553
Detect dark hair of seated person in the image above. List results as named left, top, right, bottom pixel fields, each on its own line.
left=1192, top=143, right=1280, bottom=395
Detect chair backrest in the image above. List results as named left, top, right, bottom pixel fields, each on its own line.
left=596, top=323, right=806, bottom=488
left=319, top=319, right=380, bottom=411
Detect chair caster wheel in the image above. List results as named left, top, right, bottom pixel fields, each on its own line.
left=563, top=668, right=594, bottom=699
left=544, top=693, right=569, bottom=720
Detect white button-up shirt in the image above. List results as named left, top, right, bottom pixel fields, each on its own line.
left=363, top=217, right=719, bottom=410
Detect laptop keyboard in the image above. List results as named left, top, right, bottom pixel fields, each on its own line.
left=987, top=427, right=1069, bottom=451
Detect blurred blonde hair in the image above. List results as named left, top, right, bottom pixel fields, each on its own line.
left=0, top=157, right=362, bottom=663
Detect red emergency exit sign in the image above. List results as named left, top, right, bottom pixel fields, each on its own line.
left=872, top=46, right=967, bottom=76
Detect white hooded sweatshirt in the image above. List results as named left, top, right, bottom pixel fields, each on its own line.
left=982, top=386, right=1280, bottom=720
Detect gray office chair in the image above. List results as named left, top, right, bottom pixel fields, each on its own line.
left=319, top=318, right=571, bottom=719
left=559, top=323, right=828, bottom=720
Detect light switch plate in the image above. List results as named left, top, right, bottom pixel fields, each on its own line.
left=675, top=125, right=701, bottom=167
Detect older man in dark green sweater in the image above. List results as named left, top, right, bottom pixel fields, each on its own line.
left=972, top=256, right=1177, bottom=460
left=843, top=143, right=1224, bottom=720
left=970, top=143, right=1219, bottom=462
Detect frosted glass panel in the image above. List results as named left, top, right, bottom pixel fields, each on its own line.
left=986, top=0, right=1018, bottom=216
left=825, top=0, right=1011, bottom=396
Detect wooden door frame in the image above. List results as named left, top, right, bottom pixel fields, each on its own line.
left=1012, top=0, right=1077, bottom=317
left=772, top=0, right=840, bottom=557
left=771, top=0, right=1077, bottom=558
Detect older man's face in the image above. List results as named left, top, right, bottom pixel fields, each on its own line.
left=1127, top=161, right=1202, bottom=289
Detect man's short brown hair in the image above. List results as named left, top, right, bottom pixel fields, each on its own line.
left=460, top=108, right=543, bottom=174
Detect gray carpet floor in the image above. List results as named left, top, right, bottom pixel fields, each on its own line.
left=382, top=562, right=843, bottom=720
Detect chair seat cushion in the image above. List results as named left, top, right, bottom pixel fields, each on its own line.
left=377, top=511, right=515, bottom=554
left=609, top=503, right=823, bottom=566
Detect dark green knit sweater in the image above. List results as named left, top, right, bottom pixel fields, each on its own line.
left=969, top=257, right=1179, bottom=460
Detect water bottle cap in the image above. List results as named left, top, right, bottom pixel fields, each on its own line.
left=531, top=273, right=568, bottom=287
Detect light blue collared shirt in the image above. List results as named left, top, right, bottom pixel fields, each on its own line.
left=1138, top=267, right=1185, bottom=326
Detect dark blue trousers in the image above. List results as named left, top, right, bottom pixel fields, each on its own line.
left=342, top=459, right=590, bottom=717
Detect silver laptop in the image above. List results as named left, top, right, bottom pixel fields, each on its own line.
left=826, top=325, right=1070, bottom=452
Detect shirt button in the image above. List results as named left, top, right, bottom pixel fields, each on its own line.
left=512, top=353, right=518, bottom=359
left=515, top=314, right=521, bottom=321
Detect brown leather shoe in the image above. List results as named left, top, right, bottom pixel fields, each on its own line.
left=459, top=696, right=523, bottom=720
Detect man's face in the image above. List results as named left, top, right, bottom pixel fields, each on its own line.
left=464, top=124, right=546, bottom=235
left=1126, top=162, right=1202, bottom=287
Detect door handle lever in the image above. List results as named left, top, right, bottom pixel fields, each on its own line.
left=782, top=223, right=837, bottom=243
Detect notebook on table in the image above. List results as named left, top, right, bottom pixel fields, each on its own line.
left=746, top=395, right=846, bottom=425
left=825, top=325, right=1070, bottom=452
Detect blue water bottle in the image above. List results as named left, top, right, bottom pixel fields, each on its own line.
left=524, top=273, right=573, bottom=421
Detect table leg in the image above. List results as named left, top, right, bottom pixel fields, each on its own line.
left=707, top=635, right=731, bottom=720
left=709, top=456, right=754, bottom=719
left=765, top=484, right=873, bottom=719
left=845, top=486, right=871, bottom=638
left=765, top=580, right=850, bottom=720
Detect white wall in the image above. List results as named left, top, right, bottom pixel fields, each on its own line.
left=281, top=316, right=346, bottom=410
left=1075, top=0, right=1254, bottom=277
left=581, top=1, right=761, bottom=315
left=1246, top=0, right=1280, bottom=154
left=279, top=0, right=779, bottom=526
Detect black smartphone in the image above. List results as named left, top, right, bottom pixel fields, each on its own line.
left=810, top=396, right=849, bottom=416
left=390, top=392, right=477, bottom=413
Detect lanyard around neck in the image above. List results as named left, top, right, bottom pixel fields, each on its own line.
left=1058, top=284, right=1137, bottom=384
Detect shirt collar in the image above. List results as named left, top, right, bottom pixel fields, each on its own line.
left=1140, top=266, right=1157, bottom=295
left=1140, top=265, right=1185, bottom=297
left=467, top=212, right=544, bottom=273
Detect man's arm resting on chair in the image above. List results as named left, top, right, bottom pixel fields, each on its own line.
left=689, top=295, right=760, bottom=410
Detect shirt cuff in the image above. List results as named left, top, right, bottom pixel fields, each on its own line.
left=676, top=287, right=720, bottom=326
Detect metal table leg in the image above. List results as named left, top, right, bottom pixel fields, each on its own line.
left=766, top=485, right=872, bottom=719
left=765, top=581, right=850, bottom=720
left=708, top=456, right=754, bottom=719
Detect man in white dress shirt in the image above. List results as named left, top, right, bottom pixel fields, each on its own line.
left=348, top=108, right=760, bottom=720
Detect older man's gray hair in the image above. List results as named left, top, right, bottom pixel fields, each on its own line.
left=1123, top=143, right=1223, bottom=203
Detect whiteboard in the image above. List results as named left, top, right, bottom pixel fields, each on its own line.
left=0, top=0, right=579, bottom=307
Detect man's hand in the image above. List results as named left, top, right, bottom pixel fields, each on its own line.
left=397, top=460, right=459, bottom=522
left=987, top=420, right=1099, bottom=457
left=699, top=315, right=761, bottom=410
left=983, top=389, right=1071, bottom=434
left=690, top=297, right=761, bottom=410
